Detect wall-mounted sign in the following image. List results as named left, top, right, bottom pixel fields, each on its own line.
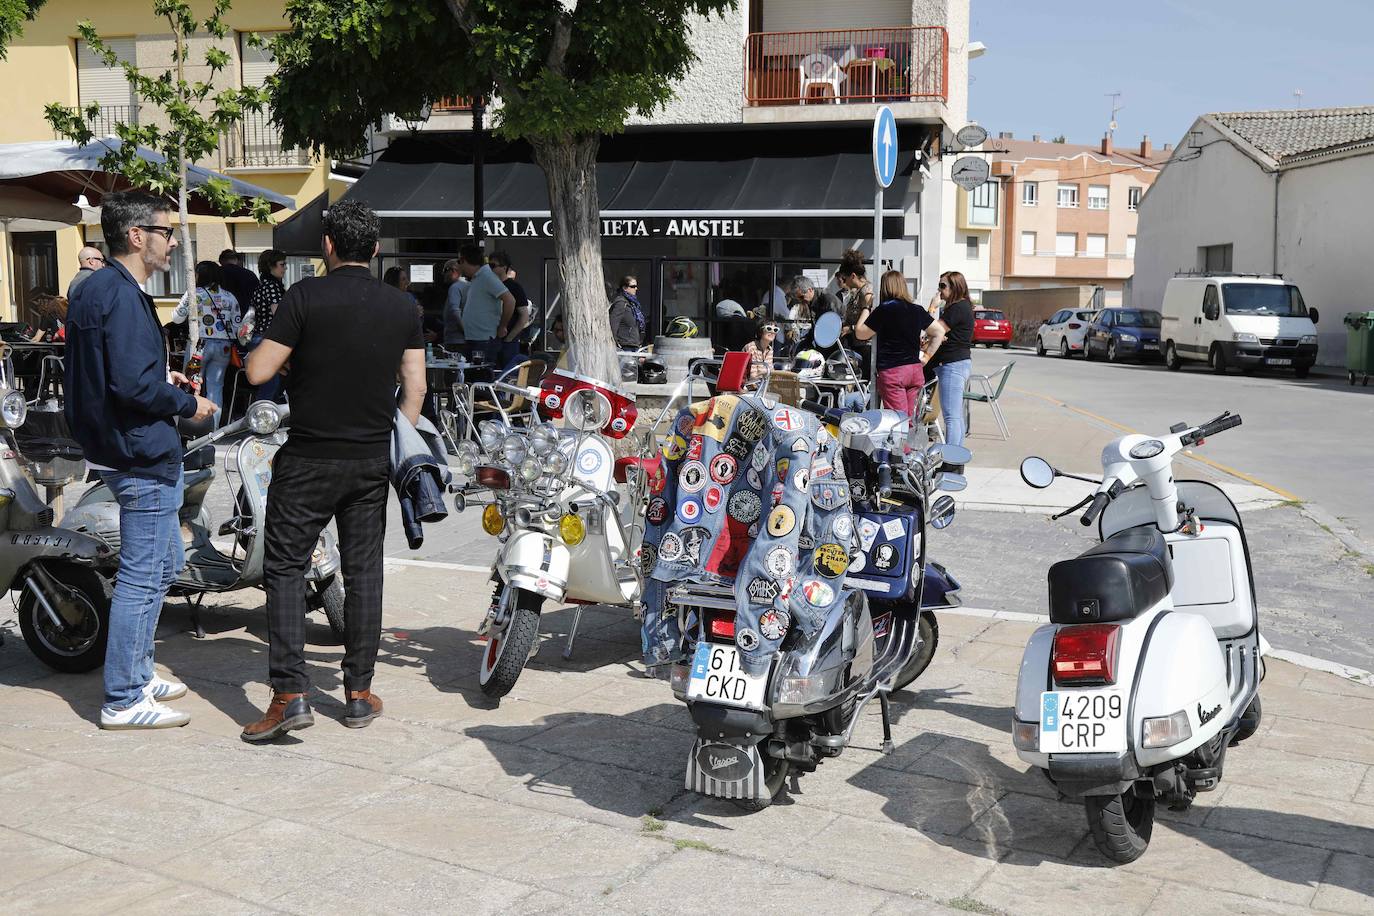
left=462, top=217, right=749, bottom=239
left=409, top=263, right=434, bottom=283
left=951, top=156, right=991, bottom=191
left=955, top=123, right=988, bottom=148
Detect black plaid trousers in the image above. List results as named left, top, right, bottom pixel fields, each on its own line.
left=263, top=451, right=391, bottom=694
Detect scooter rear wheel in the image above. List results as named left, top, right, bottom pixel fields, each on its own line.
left=319, top=576, right=346, bottom=643
left=1085, top=791, right=1155, bottom=863
left=18, top=565, right=112, bottom=673
left=478, top=585, right=542, bottom=698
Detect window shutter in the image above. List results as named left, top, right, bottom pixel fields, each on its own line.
left=763, top=0, right=910, bottom=31
left=77, top=38, right=136, bottom=107
left=234, top=225, right=274, bottom=252
left=239, top=33, right=279, bottom=87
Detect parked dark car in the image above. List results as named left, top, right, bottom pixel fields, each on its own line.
left=972, top=308, right=1013, bottom=348
left=1085, top=308, right=1163, bottom=362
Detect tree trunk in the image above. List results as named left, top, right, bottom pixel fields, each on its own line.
left=174, top=26, right=197, bottom=356
left=532, top=134, right=619, bottom=385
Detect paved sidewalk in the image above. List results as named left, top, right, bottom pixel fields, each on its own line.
left=2, top=563, right=1371, bottom=915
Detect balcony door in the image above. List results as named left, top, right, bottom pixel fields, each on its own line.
left=77, top=38, right=138, bottom=134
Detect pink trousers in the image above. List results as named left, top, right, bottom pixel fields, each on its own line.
left=876, top=362, right=925, bottom=416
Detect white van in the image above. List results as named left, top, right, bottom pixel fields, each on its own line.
left=1160, top=274, right=1320, bottom=378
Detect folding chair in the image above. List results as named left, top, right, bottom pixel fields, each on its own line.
left=963, top=361, right=1015, bottom=440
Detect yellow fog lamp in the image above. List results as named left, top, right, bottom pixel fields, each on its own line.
left=0, top=487, right=13, bottom=509
left=558, top=512, right=586, bottom=546
left=481, top=504, right=506, bottom=535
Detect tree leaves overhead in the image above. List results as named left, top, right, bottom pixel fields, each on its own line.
left=0, top=0, right=46, bottom=60
left=268, top=0, right=736, bottom=154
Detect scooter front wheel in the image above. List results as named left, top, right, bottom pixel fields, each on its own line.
left=18, top=566, right=113, bottom=673
left=478, top=585, right=543, bottom=698
left=318, top=576, right=346, bottom=643
left=731, top=755, right=791, bottom=812
left=893, top=612, right=940, bottom=693
left=1085, top=791, right=1155, bottom=863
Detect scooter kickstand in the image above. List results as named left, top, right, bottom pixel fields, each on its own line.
left=562, top=605, right=583, bottom=660
left=186, top=595, right=207, bottom=640
left=879, top=693, right=894, bottom=755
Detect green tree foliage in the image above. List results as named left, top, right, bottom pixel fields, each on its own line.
left=269, top=0, right=735, bottom=378
left=0, top=0, right=46, bottom=60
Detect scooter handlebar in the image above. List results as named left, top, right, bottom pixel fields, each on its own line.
left=1080, top=491, right=1110, bottom=527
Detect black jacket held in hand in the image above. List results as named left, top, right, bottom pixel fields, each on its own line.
left=63, top=258, right=198, bottom=477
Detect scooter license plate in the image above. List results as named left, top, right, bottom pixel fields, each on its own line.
left=1039, top=689, right=1127, bottom=754
left=686, top=643, right=769, bottom=711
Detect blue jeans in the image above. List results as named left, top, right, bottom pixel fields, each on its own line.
left=199, top=338, right=233, bottom=424
left=101, top=467, right=185, bottom=710
left=247, top=337, right=285, bottom=403
left=935, top=359, right=972, bottom=449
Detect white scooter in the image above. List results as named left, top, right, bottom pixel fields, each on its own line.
left=1011, top=411, right=1264, bottom=863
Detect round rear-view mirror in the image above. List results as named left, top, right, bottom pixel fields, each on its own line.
left=936, top=472, right=967, bottom=493
left=930, top=494, right=957, bottom=529
left=1019, top=456, right=1055, bottom=489
left=813, top=311, right=842, bottom=349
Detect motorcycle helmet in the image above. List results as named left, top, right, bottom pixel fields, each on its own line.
left=825, top=353, right=856, bottom=381
left=665, top=316, right=699, bottom=339
left=791, top=349, right=824, bottom=380
left=638, top=357, right=668, bottom=385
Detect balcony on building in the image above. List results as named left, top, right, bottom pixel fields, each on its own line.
left=219, top=109, right=312, bottom=171
left=742, top=24, right=948, bottom=125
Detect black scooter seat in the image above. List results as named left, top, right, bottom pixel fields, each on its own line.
left=1047, top=527, right=1174, bottom=624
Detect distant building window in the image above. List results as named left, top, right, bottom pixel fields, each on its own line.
left=969, top=288, right=983, bottom=304
left=1087, top=185, right=1109, bottom=210
left=968, top=180, right=998, bottom=226
left=1200, top=243, right=1233, bottom=272
left=1020, top=231, right=1037, bottom=255
left=1126, top=235, right=1137, bottom=259
left=1127, top=186, right=1143, bottom=211
left=1022, top=182, right=1038, bottom=206
left=966, top=236, right=979, bottom=260
left=1056, top=232, right=1077, bottom=257
left=1057, top=184, right=1079, bottom=208
left=1086, top=234, right=1107, bottom=258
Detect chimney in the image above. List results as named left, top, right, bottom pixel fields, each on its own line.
left=1101, top=133, right=1113, bottom=156
left=1032, top=133, right=1042, bottom=142
left=1163, top=142, right=1174, bottom=152
left=998, top=131, right=1014, bottom=140
left=1139, top=135, right=1153, bottom=158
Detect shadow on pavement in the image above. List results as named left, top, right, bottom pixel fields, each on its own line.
left=891, top=684, right=1013, bottom=735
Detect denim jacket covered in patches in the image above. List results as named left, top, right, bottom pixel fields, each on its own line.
left=641, top=394, right=859, bottom=675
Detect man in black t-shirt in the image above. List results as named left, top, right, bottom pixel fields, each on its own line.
left=241, top=200, right=426, bottom=743
left=487, top=250, right=530, bottom=369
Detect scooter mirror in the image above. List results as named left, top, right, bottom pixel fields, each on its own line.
left=936, top=472, right=967, bottom=492
left=927, top=443, right=972, bottom=467
left=930, top=494, right=957, bottom=529
left=813, top=311, right=842, bottom=349
left=1019, top=456, right=1055, bottom=489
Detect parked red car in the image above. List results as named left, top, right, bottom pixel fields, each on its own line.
left=973, top=308, right=1013, bottom=348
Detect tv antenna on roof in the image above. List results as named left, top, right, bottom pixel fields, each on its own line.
left=1293, top=88, right=1305, bottom=106
left=1106, top=92, right=1124, bottom=138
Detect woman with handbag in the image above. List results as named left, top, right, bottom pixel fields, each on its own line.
left=170, top=260, right=241, bottom=425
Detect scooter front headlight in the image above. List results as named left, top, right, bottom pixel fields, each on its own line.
left=246, top=400, right=283, bottom=435
left=481, top=504, right=505, bottom=535
left=519, top=456, right=542, bottom=483
left=558, top=513, right=585, bottom=546
left=478, top=420, right=507, bottom=452
left=0, top=389, right=26, bottom=428
left=502, top=434, right=528, bottom=466
left=529, top=423, right=559, bottom=456
left=545, top=450, right=568, bottom=476
left=1142, top=710, right=1193, bottom=749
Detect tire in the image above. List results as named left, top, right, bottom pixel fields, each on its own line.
left=1294, top=365, right=1310, bottom=379
left=894, top=612, right=940, bottom=692
left=1085, top=792, right=1155, bottom=864
left=732, top=754, right=791, bottom=812
left=1036, top=336, right=1046, bottom=357
left=17, top=565, right=113, bottom=673
left=1231, top=694, right=1262, bottom=745
left=1107, top=339, right=1120, bottom=363
left=1209, top=344, right=1228, bottom=375
left=319, top=576, right=346, bottom=642
left=478, top=584, right=543, bottom=698
left=1165, top=341, right=1182, bottom=371
left=1059, top=339, right=1070, bottom=358
left=1084, top=339, right=1096, bottom=361
left=1000, top=341, right=1010, bottom=349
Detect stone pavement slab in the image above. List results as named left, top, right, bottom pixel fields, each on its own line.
left=0, top=563, right=1370, bottom=915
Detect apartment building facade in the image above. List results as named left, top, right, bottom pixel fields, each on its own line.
left=0, top=0, right=332, bottom=320
left=330, top=0, right=977, bottom=338
left=986, top=134, right=1169, bottom=307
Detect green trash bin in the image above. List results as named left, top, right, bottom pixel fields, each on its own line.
left=1344, top=311, right=1374, bottom=386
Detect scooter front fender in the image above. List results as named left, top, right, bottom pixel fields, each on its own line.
left=498, top=529, right=570, bottom=603
left=0, top=528, right=115, bottom=591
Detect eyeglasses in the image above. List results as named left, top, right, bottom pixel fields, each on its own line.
left=137, top=225, right=175, bottom=241
left=86, top=255, right=106, bottom=264
left=938, top=282, right=949, bottom=289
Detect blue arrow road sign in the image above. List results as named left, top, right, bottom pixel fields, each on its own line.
left=872, top=106, right=897, bottom=188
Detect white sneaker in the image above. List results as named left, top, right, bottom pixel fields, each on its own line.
left=143, top=674, right=187, bottom=702
left=100, top=695, right=191, bottom=730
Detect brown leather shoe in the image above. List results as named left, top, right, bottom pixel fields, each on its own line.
left=241, top=692, right=314, bottom=743
left=343, top=689, right=383, bottom=728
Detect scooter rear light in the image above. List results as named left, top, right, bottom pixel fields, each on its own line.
left=706, top=609, right=736, bottom=642
left=1052, top=624, right=1120, bottom=685
left=476, top=466, right=510, bottom=490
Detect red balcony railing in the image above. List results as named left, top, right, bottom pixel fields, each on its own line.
left=433, top=96, right=476, bottom=112
left=744, top=26, right=948, bottom=107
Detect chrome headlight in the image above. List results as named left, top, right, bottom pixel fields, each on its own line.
left=1232, top=332, right=1258, bottom=344
left=502, top=433, right=528, bottom=466
left=0, top=389, right=26, bottom=428
left=246, top=400, right=283, bottom=435
left=478, top=420, right=507, bottom=452
left=545, top=449, right=569, bottom=476
left=519, top=456, right=541, bottom=483
left=529, top=423, right=559, bottom=456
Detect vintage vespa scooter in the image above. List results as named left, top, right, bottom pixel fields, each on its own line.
left=1011, top=411, right=1264, bottom=863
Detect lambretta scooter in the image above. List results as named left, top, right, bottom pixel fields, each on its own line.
left=1011, top=411, right=1264, bottom=863
left=63, top=400, right=345, bottom=640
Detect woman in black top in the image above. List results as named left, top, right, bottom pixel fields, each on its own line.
left=855, top=270, right=947, bottom=416
left=249, top=248, right=288, bottom=401
left=925, top=271, right=975, bottom=448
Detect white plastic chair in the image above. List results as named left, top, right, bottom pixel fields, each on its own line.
left=799, top=53, right=842, bottom=103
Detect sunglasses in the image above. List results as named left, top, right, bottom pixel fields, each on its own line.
left=137, top=225, right=175, bottom=240
left=761, top=325, right=780, bottom=333
left=938, top=282, right=949, bottom=289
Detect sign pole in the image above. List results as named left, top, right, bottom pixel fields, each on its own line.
left=870, top=106, right=897, bottom=409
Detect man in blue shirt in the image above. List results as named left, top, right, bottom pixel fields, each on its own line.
left=64, top=190, right=218, bottom=730
left=456, top=243, right=515, bottom=363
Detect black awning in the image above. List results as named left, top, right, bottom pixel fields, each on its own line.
left=271, top=190, right=328, bottom=256
left=341, top=131, right=914, bottom=240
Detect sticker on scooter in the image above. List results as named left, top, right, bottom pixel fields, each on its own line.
left=577, top=449, right=604, bottom=474
left=858, top=518, right=880, bottom=551
left=873, top=543, right=898, bottom=572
